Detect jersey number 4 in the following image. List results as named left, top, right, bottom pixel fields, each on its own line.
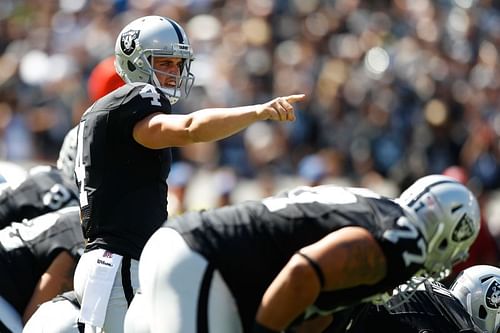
left=75, top=121, right=88, bottom=207
left=140, top=85, right=162, bottom=106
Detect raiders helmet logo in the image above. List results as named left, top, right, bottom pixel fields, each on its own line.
left=451, top=213, right=474, bottom=242
left=120, top=30, right=140, bottom=55
left=485, top=280, right=500, bottom=309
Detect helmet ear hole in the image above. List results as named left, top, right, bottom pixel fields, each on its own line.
left=438, top=239, right=448, bottom=250
left=479, top=305, right=487, bottom=319
left=127, top=61, right=136, bottom=72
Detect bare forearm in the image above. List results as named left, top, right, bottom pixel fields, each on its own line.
left=256, top=255, right=321, bottom=331
left=22, top=251, right=75, bottom=323
left=254, top=227, right=387, bottom=331
left=186, top=106, right=262, bottom=143
left=134, top=94, right=303, bottom=149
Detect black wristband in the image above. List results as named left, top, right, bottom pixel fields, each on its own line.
left=253, top=322, right=280, bottom=333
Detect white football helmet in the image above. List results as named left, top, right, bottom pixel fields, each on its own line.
left=114, top=15, right=195, bottom=105
left=0, top=161, right=27, bottom=193
left=450, top=265, right=500, bottom=333
left=57, top=126, right=77, bottom=182
left=397, top=175, right=480, bottom=281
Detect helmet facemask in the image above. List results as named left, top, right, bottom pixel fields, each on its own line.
left=410, top=192, right=476, bottom=281
left=148, top=53, right=195, bottom=105
left=371, top=275, right=430, bottom=310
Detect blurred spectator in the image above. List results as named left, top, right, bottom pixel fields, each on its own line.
left=298, top=153, right=327, bottom=186
left=1, top=0, right=500, bottom=214
left=213, top=166, right=238, bottom=207
left=167, top=161, right=195, bottom=216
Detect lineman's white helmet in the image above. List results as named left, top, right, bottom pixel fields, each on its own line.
left=450, top=265, right=500, bottom=333
left=57, top=126, right=77, bottom=182
left=0, top=161, right=27, bottom=193
left=398, top=175, right=480, bottom=280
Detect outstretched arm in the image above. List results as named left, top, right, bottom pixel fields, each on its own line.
left=254, top=226, right=387, bottom=332
left=133, top=94, right=305, bottom=149
left=22, top=251, right=76, bottom=323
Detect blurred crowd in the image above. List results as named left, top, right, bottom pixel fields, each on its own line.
left=2, top=0, right=500, bottom=214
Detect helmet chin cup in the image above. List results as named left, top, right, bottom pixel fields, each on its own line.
left=160, top=87, right=180, bottom=105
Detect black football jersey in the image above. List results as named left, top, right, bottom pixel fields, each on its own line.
left=0, top=206, right=84, bottom=314
left=340, top=280, right=480, bottom=333
left=166, top=185, right=429, bottom=331
left=76, top=83, right=172, bottom=259
left=0, top=166, right=78, bottom=229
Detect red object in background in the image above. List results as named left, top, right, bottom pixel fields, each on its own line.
left=442, top=166, right=499, bottom=280
left=87, top=56, right=124, bottom=102
left=442, top=166, right=469, bottom=185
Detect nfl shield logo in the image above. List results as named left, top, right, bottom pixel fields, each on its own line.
left=485, top=280, right=500, bottom=309
left=120, top=30, right=140, bottom=55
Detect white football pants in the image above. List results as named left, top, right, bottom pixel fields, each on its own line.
left=0, top=296, right=22, bottom=333
left=124, top=227, right=243, bottom=333
left=74, top=249, right=139, bottom=333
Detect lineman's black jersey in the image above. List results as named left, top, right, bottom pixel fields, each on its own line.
left=76, top=83, right=172, bottom=259
left=167, top=185, right=428, bottom=331
left=341, top=280, right=481, bottom=333
left=0, top=166, right=78, bottom=229
left=0, top=206, right=84, bottom=314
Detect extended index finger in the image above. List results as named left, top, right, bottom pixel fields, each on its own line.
left=284, top=94, right=306, bottom=103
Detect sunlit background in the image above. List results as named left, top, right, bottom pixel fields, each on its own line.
left=2, top=0, right=500, bottom=233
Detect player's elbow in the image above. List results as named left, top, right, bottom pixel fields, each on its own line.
left=285, top=255, right=323, bottom=297
left=184, top=117, right=215, bottom=144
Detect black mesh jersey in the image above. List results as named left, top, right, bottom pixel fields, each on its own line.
left=0, top=166, right=78, bottom=229
left=166, top=185, right=429, bottom=331
left=341, top=280, right=480, bottom=333
left=76, top=83, right=172, bottom=259
left=0, top=206, right=84, bottom=315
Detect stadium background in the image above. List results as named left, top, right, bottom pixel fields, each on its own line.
left=2, top=0, right=500, bottom=253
